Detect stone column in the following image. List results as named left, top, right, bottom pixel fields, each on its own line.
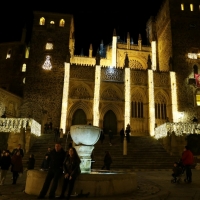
left=60, top=62, right=70, bottom=133
left=148, top=69, right=155, bottom=136
left=93, top=65, right=101, bottom=126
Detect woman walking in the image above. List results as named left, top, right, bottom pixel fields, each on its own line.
left=11, top=150, right=23, bottom=184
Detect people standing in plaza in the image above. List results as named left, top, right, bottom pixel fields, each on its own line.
left=37, top=142, right=65, bottom=199
left=26, top=154, right=35, bottom=170
left=108, top=130, right=113, bottom=146
left=11, top=150, right=23, bottom=185
left=120, top=128, right=124, bottom=143
left=54, top=127, right=60, bottom=142
left=58, top=147, right=81, bottom=200
left=101, top=151, right=112, bottom=170
left=181, top=145, right=194, bottom=183
left=0, top=150, right=11, bottom=185
left=99, top=130, right=105, bottom=144
left=11, top=144, right=24, bottom=158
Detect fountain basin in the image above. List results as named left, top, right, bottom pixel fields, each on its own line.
left=25, top=170, right=137, bottom=197
left=70, top=125, right=100, bottom=145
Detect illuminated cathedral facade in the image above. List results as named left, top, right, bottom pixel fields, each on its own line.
left=1, top=0, right=200, bottom=137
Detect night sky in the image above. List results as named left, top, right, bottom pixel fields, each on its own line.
left=0, top=0, right=164, bottom=55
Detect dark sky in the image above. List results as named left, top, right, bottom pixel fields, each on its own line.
left=0, top=0, right=164, bottom=55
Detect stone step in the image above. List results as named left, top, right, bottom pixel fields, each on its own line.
left=23, top=134, right=178, bottom=170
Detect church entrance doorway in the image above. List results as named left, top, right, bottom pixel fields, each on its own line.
left=103, top=110, right=117, bottom=135
left=72, top=109, right=87, bottom=125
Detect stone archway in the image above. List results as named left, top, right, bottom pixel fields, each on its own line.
left=72, top=109, right=87, bottom=125
left=103, top=110, right=117, bottom=135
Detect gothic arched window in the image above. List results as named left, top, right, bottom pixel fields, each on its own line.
left=155, top=93, right=167, bottom=119
left=131, top=92, right=144, bottom=118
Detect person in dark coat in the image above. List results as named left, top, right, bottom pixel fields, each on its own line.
left=0, top=150, right=11, bottom=185
left=181, top=146, right=194, bottom=183
left=37, top=142, right=66, bottom=199
left=120, top=128, right=124, bottom=143
left=99, top=130, right=105, bottom=144
left=11, top=144, right=24, bottom=158
left=59, top=147, right=81, bottom=200
left=27, top=154, right=35, bottom=170
left=125, top=124, right=131, bottom=142
left=101, top=151, right=112, bottom=170
left=11, top=150, right=23, bottom=184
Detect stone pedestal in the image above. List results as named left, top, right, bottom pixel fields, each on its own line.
left=70, top=125, right=100, bottom=173
left=74, top=145, right=94, bottom=173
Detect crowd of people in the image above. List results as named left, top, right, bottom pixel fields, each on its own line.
left=0, top=144, right=24, bottom=185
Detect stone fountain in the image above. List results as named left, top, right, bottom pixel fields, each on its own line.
left=70, top=125, right=100, bottom=173
left=25, top=125, right=137, bottom=197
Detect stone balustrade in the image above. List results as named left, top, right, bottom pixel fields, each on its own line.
left=154, top=122, right=200, bottom=139
left=0, top=118, right=41, bottom=136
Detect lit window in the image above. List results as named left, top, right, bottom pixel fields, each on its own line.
left=46, top=43, right=53, bottom=50
left=50, top=21, right=55, bottom=24
left=6, top=49, right=12, bottom=59
left=23, top=78, right=26, bottom=84
left=190, top=4, right=194, bottom=11
left=42, top=55, right=52, bottom=70
left=39, top=17, right=45, bottom=25
left=181, top=4, right=184, bottom=11
left=22, top=64, right=26, bottom=72
left=59, top=19, right=65, bottom=27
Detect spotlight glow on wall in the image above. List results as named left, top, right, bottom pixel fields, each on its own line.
left=60, top=63, right=70, bottom=133
left=93, top=65, right=101, bottom=126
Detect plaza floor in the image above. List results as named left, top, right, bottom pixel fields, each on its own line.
left=0, top=169, right=200, bottom=200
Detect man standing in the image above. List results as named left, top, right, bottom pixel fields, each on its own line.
left=120, top=128, right=124, bottom=143
left=181, top=146, right=194, bottom=183
left=37, top=142, right=66, bottom=199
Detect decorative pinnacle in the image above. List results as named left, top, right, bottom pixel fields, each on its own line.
left=113, top=29, right=117, bottom=36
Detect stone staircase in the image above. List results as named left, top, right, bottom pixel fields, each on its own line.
left=22, top=134, right=68, bottom=169
left=23, top=134, right=179, bottom=170
left=92, top=135, right=179, bottom=170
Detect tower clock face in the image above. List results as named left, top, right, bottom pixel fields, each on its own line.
left=46, top=43, right=53, bottom=50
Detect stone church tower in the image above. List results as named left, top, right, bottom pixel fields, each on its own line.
left=21, top=12, right=73, bottom=131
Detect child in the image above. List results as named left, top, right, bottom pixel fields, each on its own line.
left=171, top=162, right=182, bottom=182
left=0, top=150, right=11, bottom=185
left=27, top=154, right=35, bottom=170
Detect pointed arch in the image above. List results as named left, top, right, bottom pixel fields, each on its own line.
left=154, top=90, right=169, bottom=120
left=101, top=85, right=123, bottom=101
left=100, top=103, right=123, bottom=121
left=67, top=101, right=93, bottom=122
left=69, top=82, right=93, bottom=99
left=128, top=56, right=147, bottom=70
